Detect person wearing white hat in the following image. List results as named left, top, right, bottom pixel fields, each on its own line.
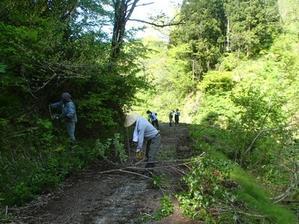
left=124, top=113, right=161, bottom=169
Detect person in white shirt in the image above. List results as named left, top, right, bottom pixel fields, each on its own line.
left=169, top=110, right=174, bottom=126
left=124, top=114, right=161, bottom=169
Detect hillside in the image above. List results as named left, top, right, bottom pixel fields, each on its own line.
left=132, top=0, right=299, bottom=222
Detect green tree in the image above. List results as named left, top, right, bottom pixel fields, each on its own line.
left=224, top=0, right=280, bottom=56
left=0, top=0, right=148, bottom=207
left=171, top=0, right=227, bottom=77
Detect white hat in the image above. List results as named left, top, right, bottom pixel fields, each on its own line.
left=124, top=113, right=140, bottom=127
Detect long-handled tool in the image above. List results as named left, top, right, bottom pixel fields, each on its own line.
left=48, top=104, right=60, bottom=120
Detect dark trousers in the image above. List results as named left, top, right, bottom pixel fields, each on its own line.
left=175, top=116, right=179, bottom=125
left=169, top=118, right=173, bottom=126
left=151, top=119, right=159, bottom=130
left=145, top=135, right=161, bottom=168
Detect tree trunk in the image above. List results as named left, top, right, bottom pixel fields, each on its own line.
left=109, top=0, right=140, bottom=69
left=226, top=17, right=230, bottom=52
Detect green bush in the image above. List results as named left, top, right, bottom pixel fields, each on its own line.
left=0, top=129, right=128, bottom=207
left=200, top=71, right=235, bottom=95
left=141, top=195, right=174, bottom=222
left=95, top=133, right=127, bottom=164
left=178, top=155, right=234, bottom=222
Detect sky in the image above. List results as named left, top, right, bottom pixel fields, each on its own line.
left=127, top=0, right=183, bottom=40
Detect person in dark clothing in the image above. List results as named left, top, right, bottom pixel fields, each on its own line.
left=174, top=109, right=180, bottom=126
left=50, top=92, right=77, bottom=142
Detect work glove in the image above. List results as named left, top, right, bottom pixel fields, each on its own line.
left=54, top=115, right=60, bottom=120
left=135, top=148, right=144, bottom=160
left=50, top=114, right=60, bottom=120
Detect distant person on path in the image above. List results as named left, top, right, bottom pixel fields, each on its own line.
left=174, top=109, right=180, bottom=126
left=169, top=110, right=174, bottom=126
left=146, top=110, right=159, bottom=130
left=49, top=92, right=77, bottom=143
left=124, top=114, right=161, bottom=170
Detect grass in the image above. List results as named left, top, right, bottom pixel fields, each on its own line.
left=232, top=168, right=297, bottom=224
left=190, top=125, right=297, bottom=224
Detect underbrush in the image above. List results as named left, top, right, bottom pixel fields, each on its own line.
left=140, top=195, right=174, bottom=222
left=0, top=118, right=126, bottom=221
left=177, top=154, right=238, bottom=223
left=179, top=125, right=297, bottom=223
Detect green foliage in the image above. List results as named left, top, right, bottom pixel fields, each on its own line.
left=0, top=63, right=6, bottom=73
left=151, top=174, right=172, bottom=190
left=170, top=0, right=280, bottom=80
left=156, top=195, right=174, bottom=219
left=0, top=209, right=12, bottom=224
left=231, top=83, right=286, bottom=132
left=200, top=71, right=235, bottom=95
left=160, top=1, right=298, bottom=222
left=171, top=0, right=227, bottom=74
left=225, top=0, right=281, bottom=56
left=0, top=0, right=147, bottom=209
left=141, top=195, right=174, bottom=222
left=178, top=155, right=235, bottom=222
left=186, top=129, right=297, bottom=223
left=218, top=53, right=241, bottom=71
left=36, top=119, right=55, bottom=145
left=95, top=133, right=127, bottom=163
left=232, top=167, right=297, bottom=224
left=133, top=39, right=194, bottom=121
left=152, top=175, right=164, bottom=189
left=0, top=132, right=127, bottom=206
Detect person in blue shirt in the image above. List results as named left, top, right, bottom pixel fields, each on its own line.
left=50, top=92, right=77, bottom=142
left=146, top=110, right=159, bottom=130
left=124, top=113, right=161, bottom=170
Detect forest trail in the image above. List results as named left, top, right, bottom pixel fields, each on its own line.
left=12, top=123, right=196, bottom=224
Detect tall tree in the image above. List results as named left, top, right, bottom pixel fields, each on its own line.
left=224, top=0, right=280, bottom=56
left=170, top=0, right=227, bottom=77
left=109, top=0, right=140, bottom=67
left=170, top=0, right=280, bottom=79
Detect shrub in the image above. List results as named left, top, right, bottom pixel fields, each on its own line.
left=178, top=155, right=235, bottom=222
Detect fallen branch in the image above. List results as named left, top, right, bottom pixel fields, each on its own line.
left=97, top=158, right=196, bottom=179
left=243, top=124, right=297, bottom=156
left=133, top=158, right=193, bottom=165
left=210, top=206, right=267, bottom=219
left=169, top=165, right=186, bottom=175
left=99, top=155, right=120, bottom=166
left=271, top=161, right=298, bottom=203
left=132, top=152, right=205, bottom=166
left=98, top=168, right=152, bottom=179
left=236, top=210, right=266, bottom=218
left=244, top=129, right=268, bottom=155
left=133, top=158, right=146, bottom=165
left=125, top=163, right=189, bottom=171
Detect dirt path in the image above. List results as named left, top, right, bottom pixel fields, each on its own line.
left=12, top=124, right=196, bottom=224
